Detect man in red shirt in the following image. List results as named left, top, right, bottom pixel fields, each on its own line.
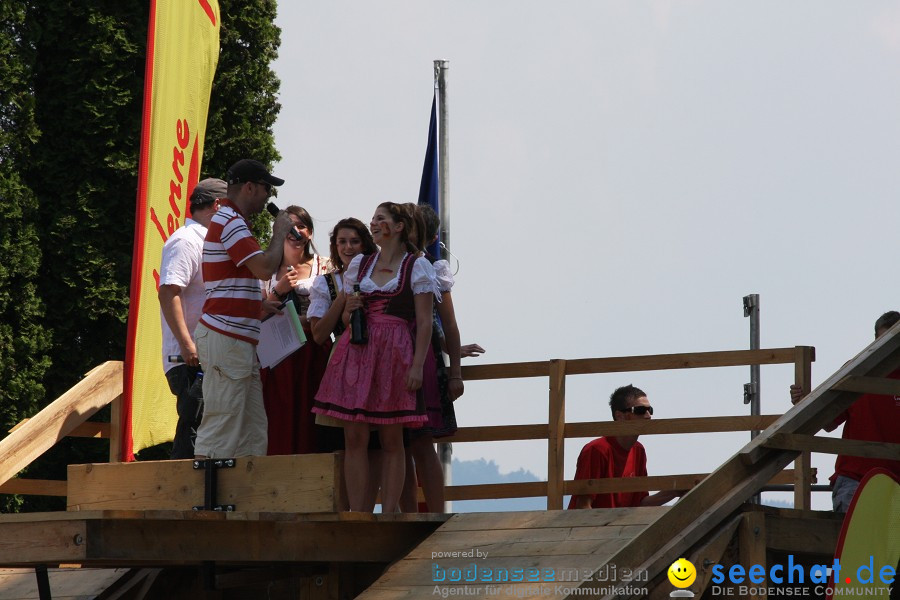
left=193, top=159, right=295, bottom=459
left=568, top=385, right=682, bottom=509
left=790, top=311, right=900, bottom=512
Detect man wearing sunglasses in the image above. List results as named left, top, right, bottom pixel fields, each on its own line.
left=193, top=159, right=295, bottom=459
left=568, top=384, right=682, bottom=509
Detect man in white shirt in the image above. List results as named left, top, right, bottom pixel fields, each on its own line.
left=158, top=178, right=226, bottom=459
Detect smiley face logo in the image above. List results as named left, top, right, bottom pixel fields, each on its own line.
left=667, top=558, right=696, bottom=588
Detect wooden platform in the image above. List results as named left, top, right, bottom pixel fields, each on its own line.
left=359, top=507, right=667, bottom=600
left=0, top=510, right=448, bottom=568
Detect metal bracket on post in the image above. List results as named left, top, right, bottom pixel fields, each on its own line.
left=192, top=458, right=236, bottom=512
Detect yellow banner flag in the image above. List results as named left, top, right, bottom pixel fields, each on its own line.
left=125, top=0, right=220, bottom=461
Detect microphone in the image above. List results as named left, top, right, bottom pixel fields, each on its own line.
left=266, top=203, right=303, bottom=241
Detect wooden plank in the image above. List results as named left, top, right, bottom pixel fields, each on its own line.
left=443, top=424, right=548, bottom=443
left=738, top=512, right=767, bottom=600
left=565, top=348, right=799, bottom=375
left=0, top=567, right=129, bottom=600
left=764, top=433, right=900, bottom=460
left=562, top=469, right=805, bottom=496
left=831, top=375, right=900, bottom=396
left=0, top=478, right=66, bottom=497
left=11, top=420, right=111, bottom=439
left=793, top=451, right=812, bottom=511
left=435, top=508, right=667, bottom=533
left=446, top=482, right=546, bottom=501
left=80, top=518, right=439, bottom=564
left=564, top=415, right=781, bottom=439
left=764, top=511, right=841, bottom=555
left=0, top=361, right=122, bottom=488
left=0, top=521, right=87, bottom=564
left=547, top=359, right=567, bottom=510
left=460, top=361, right=549, bottom=381
left=374, top=555, right=617, bottom=587
left=67, top=454, right=339, bottom=513
left=792, top=346, right=814, bottom=511
left=445, top=415, right=781, bottom=444
left=108, top=395, right=122, bottom=463
left=404, top=525, right=650, bottom=560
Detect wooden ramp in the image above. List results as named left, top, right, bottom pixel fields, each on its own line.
left=359, top=507, right=666, bottom=600
left=362, top=323, right=900, bottom=600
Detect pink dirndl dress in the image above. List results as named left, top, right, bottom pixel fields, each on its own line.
left=312, top=252, right=436, bottom=426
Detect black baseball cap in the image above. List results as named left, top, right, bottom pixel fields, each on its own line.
left=189, top=178, right=227, bottom=208
left=226, top=159, right=285, bottom=187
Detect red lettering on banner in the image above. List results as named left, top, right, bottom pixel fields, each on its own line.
left=167, top=119, right=190, bottom=224
left=149, top=207, right=167, bottom=244
left=153, top=269, right=160, bottom=291
left=198, top=0, right=216, bottom=26
left=151, top=119, right=197, bottom=250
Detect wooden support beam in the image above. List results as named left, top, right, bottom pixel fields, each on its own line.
left=8, top=420, right=109, bottom=438
left=0, top=511, right=445, bottom=567
left=0, top=362, right=122, bottom=489
left=648, top=515, right=741, bottom=600
left=763, top=510, right=842, bottom=555
left=566, top=348, right=800, bottom=375
left=764, top=433, right=900, bottom=461
left=0, top=478, right=67, bottom=497
left=457, top=347, right=808, bottom=382
left=831, top=375, right=900, bottom=396
left=738, top=512, right=767, bottom=600
left=547, top=359, right=567, bottom=510
left=67, top=454, right=342, bottom=513
left=793, top=451, right=812, bottom=511
left=444, top=415, right=781, bottom=444
left=563, top=415, right=781, bottom=439
left=108, top=395, right=122, bottom=463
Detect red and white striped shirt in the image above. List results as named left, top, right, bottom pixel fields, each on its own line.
left=199, top=201, right=264, bottom=344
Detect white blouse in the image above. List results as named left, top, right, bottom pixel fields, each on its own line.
left=307, top=272, right=343, bottom=320
left=432, top=259, right=454, bottom=294
left=344, top=252, right=439, bottom=297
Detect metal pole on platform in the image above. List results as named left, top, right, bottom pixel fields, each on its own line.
left=435, top=59, right=452, bottom=512
left=743, top=293, right=761, bottom=504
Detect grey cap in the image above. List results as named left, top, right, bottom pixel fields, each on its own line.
left=190, top=178, right=227, bottom=207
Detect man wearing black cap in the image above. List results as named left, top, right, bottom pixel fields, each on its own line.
left=193, top=160, right=294, bottom=458
left=158, top=178, right=226, bottom=459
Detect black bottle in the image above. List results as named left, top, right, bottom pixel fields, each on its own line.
left=349, top=284, right=368, bottom=344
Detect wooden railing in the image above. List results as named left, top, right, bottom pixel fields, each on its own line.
left=11, top=347, right=886, bottom=513
left=446, top=346, right=819, bottom=509
left=0, top=361, right=122, bottom=498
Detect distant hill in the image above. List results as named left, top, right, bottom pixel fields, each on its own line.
left=449, top=458, right=546, bottom=512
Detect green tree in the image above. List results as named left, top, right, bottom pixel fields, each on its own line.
left=8, top=0, right=282, bottom=511
left=0, top=3, right=52, bottom=511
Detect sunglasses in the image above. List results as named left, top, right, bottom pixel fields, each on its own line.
left=255, top=181, right=274, bottom=196
left=623, top=405, right=653, bottom=416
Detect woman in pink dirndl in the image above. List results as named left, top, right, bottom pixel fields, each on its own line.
left=313, top=202, right=435, bottom=512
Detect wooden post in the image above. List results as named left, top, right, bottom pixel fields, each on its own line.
left=547, top=359, right=567, bottom=510
left=108, top=393, right=123, bottom=463
left=738, top=511, right=767, bottom=600
left=793, top=346, right=814, bottom=510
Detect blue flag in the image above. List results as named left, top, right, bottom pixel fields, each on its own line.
left=418, top=94, right=440, bottom=258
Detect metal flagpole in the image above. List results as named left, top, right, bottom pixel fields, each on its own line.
left=435, top=60, right=450, bottom=259
left=435, top=59, right=452, bottom=510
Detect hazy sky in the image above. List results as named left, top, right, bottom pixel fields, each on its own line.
left=269, top=2, right=900, bottom=510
